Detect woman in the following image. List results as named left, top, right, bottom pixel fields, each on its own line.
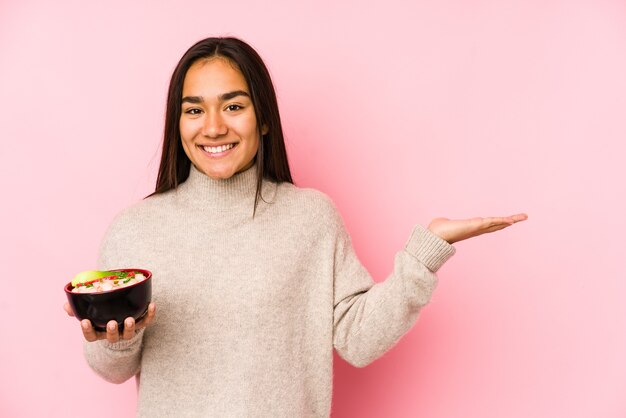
left=65, top=37, right=526, bottom=417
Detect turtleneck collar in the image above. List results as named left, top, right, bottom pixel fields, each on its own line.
left=176, top=163, right=262, bottom=214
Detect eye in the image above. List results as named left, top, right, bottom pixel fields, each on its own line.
left=225, top=104, right=242, bottom=111
left=184, top=108, right=202, bottom=115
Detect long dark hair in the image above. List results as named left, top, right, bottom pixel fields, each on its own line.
left=149, top=37, right=293, bottom=214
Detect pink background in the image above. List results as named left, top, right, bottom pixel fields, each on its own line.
left=1, top=0, right=625, bottom=417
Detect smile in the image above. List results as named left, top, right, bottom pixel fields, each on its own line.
left=200, top=143, right=237, bottom=154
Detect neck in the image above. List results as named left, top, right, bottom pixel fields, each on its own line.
left=176, top=163, right=260, bottom=214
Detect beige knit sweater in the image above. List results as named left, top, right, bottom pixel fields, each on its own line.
left=83, top=163, right=455, bottom=417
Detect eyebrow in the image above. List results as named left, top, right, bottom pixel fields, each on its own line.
left=220, top=90, right=250, bottom=101
left=181, top=90, right=250, bottom=104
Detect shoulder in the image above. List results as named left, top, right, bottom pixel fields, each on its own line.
left=274, top=182, right=344, bottom=228
left=103, top=191, right=175, bottom=239
left=97, top=192, right=176, bottom=268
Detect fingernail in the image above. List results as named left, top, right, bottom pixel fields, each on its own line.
left=81, top=320, right=89, bottom=330
left=108, top=323, right=116, bottom=331
left=125, top=319, right=133, bottom=328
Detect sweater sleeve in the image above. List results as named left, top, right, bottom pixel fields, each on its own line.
left=331, top=210, right=455, bottom=368
left=82, top=213, right=145, bottom=384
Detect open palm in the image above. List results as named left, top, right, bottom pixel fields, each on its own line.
left=428, top=213, right=528, bottom=244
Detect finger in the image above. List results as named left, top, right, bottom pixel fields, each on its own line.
left=490, top=216, right=515, bottom=226
left=81, top=319, right=99, bottom=342
left=489, top=214, right=528, bottom=226
left=106, top=320, right=120, bottom=344
left=465, top=224, right=506, bottom=238
left=137, top=302, right=156, bottom=329
left=122, top=317, right=135, bottom=340
left=471, top=217, right=507, bottom=231
left=485, top=223, right=510, bottom=233
left=64, top=302, right=75, bottom=317
left=490, top=214, right=527, bottom=225
left=510, top=213, right=528, bottom=222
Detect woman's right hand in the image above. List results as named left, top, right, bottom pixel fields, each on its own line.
left=63, top=301, right=156, bottom=343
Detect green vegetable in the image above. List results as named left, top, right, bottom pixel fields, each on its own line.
left=71, top=270, right=115, bottom=287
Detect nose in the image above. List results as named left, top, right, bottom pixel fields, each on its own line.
left=202, top=110, right=228, bottom=138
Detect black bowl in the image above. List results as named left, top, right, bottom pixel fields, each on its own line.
left=64, top=268, right=152, bottom=332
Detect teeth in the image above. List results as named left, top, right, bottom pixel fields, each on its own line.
left=202, top=143, right=235, bottom=154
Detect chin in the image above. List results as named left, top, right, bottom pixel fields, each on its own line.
left=205, top=171, right=234, bottom=180
left=201, top=165, right=237, bottom=180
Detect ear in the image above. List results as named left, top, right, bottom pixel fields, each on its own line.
left=261, top=124, right=269, bottom=136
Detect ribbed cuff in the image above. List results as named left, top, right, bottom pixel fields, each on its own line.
left=101, top=327, right=145, bottom=351
left=404, top=224, right=456, bottom=272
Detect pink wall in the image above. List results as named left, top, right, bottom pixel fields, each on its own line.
left=1, top=0, right=625, bottom=417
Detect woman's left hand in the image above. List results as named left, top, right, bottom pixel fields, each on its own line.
left=428, top=213, right=528, bottom=244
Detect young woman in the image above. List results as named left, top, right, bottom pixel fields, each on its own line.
left=65, top=37, right=526, bottom=417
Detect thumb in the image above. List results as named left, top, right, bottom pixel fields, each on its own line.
left=64, top=301, right=75, bottom=317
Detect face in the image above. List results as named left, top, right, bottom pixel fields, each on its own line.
left=179, top=57, right=266, bottom=180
